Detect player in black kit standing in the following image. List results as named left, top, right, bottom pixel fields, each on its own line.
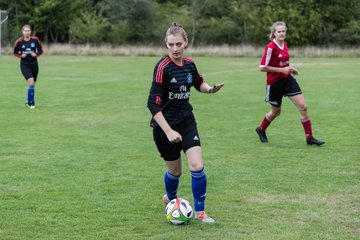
left=13, top=24, right=43, bottom=109
left=147, top=23, right=224, bottom=223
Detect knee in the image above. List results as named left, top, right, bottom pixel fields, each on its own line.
left=169, top=169, right=182, bottom=177
left=28, top=79, right=35, bottom=87
left=299, top=103, right=307, bottom=113
left=189, top=162, right=203, bottom=172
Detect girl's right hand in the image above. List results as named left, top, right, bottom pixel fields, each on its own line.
left=165, top=129, right=182, bottom=143
left=21, top=54, right=27, bottom=58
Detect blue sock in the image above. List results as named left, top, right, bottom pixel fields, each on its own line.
left=27, top=86, right=35, bottom=105
left=191, top=167, right=207, bottom=212
left=164, top=171, right=179, bottom=200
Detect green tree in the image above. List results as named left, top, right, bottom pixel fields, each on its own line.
left=34, top=0, right=91, bottom=43
left=109, top=21, right=129, bottom=45
left=69, top=11, right=110, bottom=44
left=101, top=0, right=157, bottom=43
left=193, top=0, right=240, bottom=45
left=1, top=0, right=359, bottom=46
left=1, top=0, right=94, bottom=43
left=152, top=2, right=191, bottom=45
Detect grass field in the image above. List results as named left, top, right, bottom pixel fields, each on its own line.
left=0, top=55, right=359, bottom=240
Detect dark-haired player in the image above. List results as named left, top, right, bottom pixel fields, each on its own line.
left=14, top=24, right=43, bottom=109
left=147, top=22, right=224, bottom=223
left=256, top=21, right=324, bottom=146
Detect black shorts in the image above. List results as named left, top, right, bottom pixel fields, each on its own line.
left=265, top=76, right=302, bottom=107
left=153, top=113, right=201, bottom=161
left=20, top=61, right=39, bottom=81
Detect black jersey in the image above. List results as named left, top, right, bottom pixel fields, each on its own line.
left=13, top=36, right=43, bottom=62
left=147, top=56, right=205, bottom=128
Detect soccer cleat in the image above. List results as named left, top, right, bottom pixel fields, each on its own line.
left=256, top=127, right=268, bottom=143
left=25, top=102, right=35, bottom=109
left=307, top=137, right=325, bottom=146
left=162, top=194, right=170, bottom=204
left=195, top=211, right=215, bottom=223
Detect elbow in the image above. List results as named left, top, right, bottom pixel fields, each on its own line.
left=147, top=103, right=159, bottom=116
left=259, top=67, right=266, bottom=72
left=147, top=102, right=152, bottom=111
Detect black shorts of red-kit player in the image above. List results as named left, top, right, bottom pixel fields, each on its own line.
left=265, top=76, right=302, bottom=107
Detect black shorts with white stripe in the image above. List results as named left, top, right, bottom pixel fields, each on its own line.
left=265, top=76, right=302, bottom=107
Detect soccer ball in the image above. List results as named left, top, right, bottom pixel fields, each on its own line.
left=165, top=198, right=193, bottom=225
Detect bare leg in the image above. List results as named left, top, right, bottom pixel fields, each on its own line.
left=165, top=158, right=182, bottom=176
left=289, top=94, right=308, bottom=119
left=185, top=146, right=203, bottom=171
left=27, top=77, right=35, bottom=87
left=290, top=94, right=324, bottom=145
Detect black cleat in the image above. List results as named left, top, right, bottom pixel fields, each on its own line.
left=256, top=127, right=268, bottom=143
left=307, top=137, right=325, bottom=146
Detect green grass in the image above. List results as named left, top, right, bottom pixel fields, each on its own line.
left=0, top=55, right=359, bottom=240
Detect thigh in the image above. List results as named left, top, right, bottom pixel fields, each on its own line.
left=32, top=62, right=39, bottom=81
left=284, top=76, right=302, bottom=97
left=20, top=64, right=33, bottom=81
left=153, top=126, right=181, bottom=161
left=289, top=94, right=307, bottom=110
left=265, top=81, right=285, bottom=107
left=179, top=114, right=201, bottom=152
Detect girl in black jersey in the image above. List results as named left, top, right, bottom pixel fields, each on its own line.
left=147, top=23, right=224, bottom=223
left=13, top=25, right=43, bottom=109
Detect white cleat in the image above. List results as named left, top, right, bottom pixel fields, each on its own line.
left=162, top=194, right=170, bottom=204
left=195, top=211, right=215, bottom=223
left=25, top=102, right=35, bottom=109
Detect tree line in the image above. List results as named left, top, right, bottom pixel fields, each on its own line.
left=1, top=0, right=359, bottom=47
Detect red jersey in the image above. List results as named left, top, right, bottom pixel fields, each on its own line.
left=259, top=39, right=290, bottom=85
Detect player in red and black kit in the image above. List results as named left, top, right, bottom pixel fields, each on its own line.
left=256, top=21, right=324, bottom=146
left=147, top=23, right=224, bottom=223
left=13, top=24, right=43, bottom=109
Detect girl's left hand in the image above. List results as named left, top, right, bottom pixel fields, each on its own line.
left=209, top=83, right=224, bottom=93
left=289, top=66, right=299, bottom=76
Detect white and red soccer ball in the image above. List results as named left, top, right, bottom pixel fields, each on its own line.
left=165, top=198, right=193, bottom=225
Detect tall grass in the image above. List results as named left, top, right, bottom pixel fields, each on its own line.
left=3, top=44, right=360, bottom=57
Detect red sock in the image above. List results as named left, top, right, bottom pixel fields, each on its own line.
left=259, top=115, right=272, bottom=130
left=301, top=117, right=313, bottom=140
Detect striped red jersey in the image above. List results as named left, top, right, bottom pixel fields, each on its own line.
left=260, top=39, right=291, bottom=85
left=147, top=55, right=205, bottom=127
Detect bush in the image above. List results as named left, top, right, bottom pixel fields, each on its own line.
left=110, top=21, right=129, bottom=45
left=69, top=11, right=110, bottom=44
